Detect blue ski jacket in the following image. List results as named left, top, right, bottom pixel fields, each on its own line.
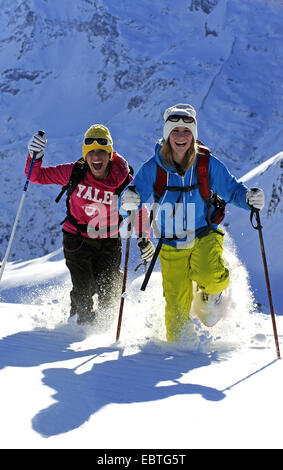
left=120, top=142, right=250, bottom=247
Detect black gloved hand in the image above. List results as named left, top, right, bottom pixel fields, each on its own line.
left=137, top=237, right=155, bottom=262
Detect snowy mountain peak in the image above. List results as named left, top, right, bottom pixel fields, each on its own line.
left=240, top=152, right=283, bottom=219
left=0, top=1, right=282, bottom=291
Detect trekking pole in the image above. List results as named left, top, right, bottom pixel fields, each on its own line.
left=140, top=237, right=163, bottom=291
left=138, top=199, right=164, bottom=292
left=250, top=205, right=281, bottom=359
left=0, top=130, right=45, bottom=282
left=116, top=211, right=134, bottom=341
left=116, top=186, right=137, bottom=341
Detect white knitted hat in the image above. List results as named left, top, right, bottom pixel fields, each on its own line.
left=163, top=103, right=198, bottom=141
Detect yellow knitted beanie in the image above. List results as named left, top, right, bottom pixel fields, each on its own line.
left=82, top=124, right=113, bottom=160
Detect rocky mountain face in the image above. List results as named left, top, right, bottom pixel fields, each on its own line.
left=0, top=0, right=282, bottom=260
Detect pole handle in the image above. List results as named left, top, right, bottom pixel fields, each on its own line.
left=0, top=130, right=45, bottom=282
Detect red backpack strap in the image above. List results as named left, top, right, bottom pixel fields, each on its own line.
left=197, top=154, right=211, bottom=200
left=154, top=164, right=168, bottom=202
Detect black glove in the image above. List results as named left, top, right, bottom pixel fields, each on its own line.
left=137, top=237, right=155, bottom=262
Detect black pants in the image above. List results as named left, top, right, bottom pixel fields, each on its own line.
left=63, top=231, right=123, bottom=322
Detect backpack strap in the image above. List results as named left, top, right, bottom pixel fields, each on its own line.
left=153, top=164, right=168, bottom=202
left=196, top=149, right=226, bottom=236
left=197, top=154, right=211, bottom=201
left=55, top=158, right=89, bottom=203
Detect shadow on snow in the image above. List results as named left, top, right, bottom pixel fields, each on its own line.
left=0, top=322, right=227, bottom=437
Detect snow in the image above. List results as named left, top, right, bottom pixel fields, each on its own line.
left=0, top=0, right=282, bottom=452
left=0, top=230, right=282, bottom=450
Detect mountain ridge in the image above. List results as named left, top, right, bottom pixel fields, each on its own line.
left=0, top=0, right=282, bottom=264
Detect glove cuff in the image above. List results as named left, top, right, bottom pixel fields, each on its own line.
left=29, top=151, right=44, bottom=160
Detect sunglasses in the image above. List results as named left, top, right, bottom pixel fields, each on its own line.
left=166, top=114, right=195, bottom=123
left=84, top=137, right=110, bottom=146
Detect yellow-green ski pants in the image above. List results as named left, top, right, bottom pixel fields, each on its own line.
left=159, top=231, right=229, bottom=342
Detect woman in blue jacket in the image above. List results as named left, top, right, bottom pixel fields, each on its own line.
left=121, top=104, right=264, bottom=341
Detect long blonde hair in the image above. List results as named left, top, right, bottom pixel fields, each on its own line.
left=159, top=138, right=198, bottom=172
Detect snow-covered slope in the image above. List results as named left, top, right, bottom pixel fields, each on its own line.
left=0, top=242, right=282, bottom=449
left=225, top=152, right=283, bottom=312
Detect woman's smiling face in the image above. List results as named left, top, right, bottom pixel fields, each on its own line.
left=86, top=149, right=110, bottom=180
left=168, top=126, right=193, bottom=164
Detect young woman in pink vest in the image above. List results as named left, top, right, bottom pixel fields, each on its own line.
left=26, top=124, right=153, bottom=325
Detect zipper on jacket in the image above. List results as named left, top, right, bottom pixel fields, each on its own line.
left=181, top=175, right=186, bottom=231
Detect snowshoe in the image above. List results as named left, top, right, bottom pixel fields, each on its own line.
left=193, top=291, right=226, bottom=327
